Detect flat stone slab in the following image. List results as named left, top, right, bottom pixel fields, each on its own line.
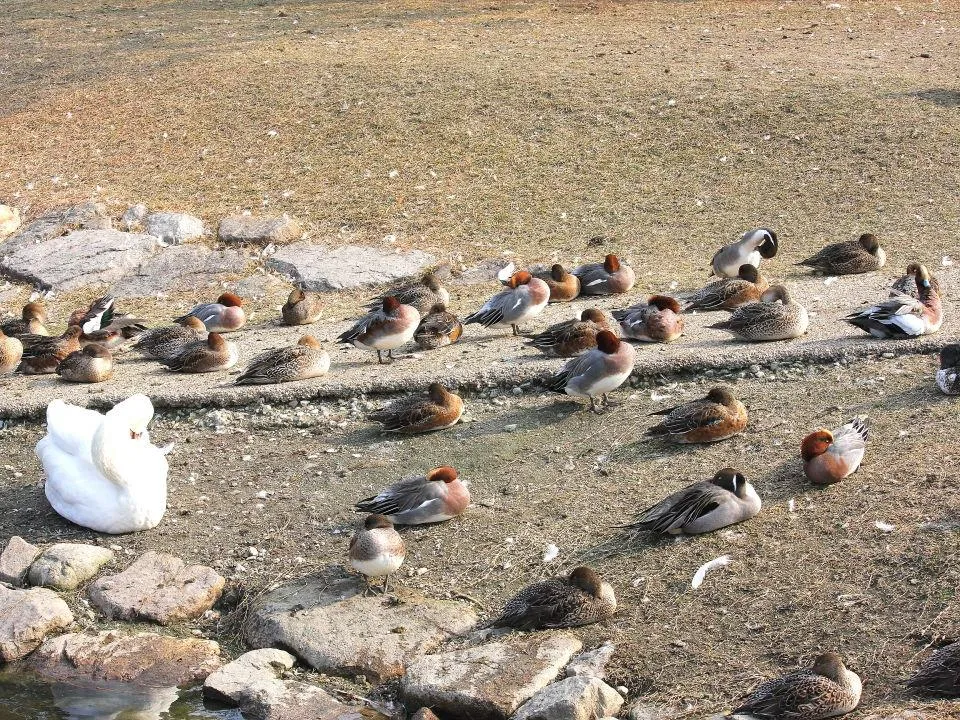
left=27, top=630, right=222, bottom=686
left=144, top=211, right=205, bottom=245
left=565, top=642, right=616, bottom=679
left=111, top=244, right=250, bottom=297
left=27, top=543, right=114, bottom=591
left=0, top=536, right=41, bottom=586
left=219, top=214, right=302, bottom=245
left=243, top=570, right=477, bottom=683
left=88, top=551, right=224, bottom=625
left=512, top=676, right=624, bottom=720
left=0, top=585, right=73, bottom=662
left=401, top=631, right=583, bottom=720
left=267, top=243, right=435, bottom=292
left=1, top=202, right=110, bottom=255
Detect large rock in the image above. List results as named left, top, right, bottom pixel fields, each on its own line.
left=565, top=642, right=616, bottom=680
left=219, top=214, right=302, bottom=245
left=88, top=551, right=224, bottom=625
left=1, top=202, right=110, bottom=255
left=0, top=585, right=73, bottom=662
left=204, top=648, right=375, bottom=720
left=402, top=631, right=583, bottom=720
left=120, top=203, right=149, bottom=231
left=27, top=543, right=114, bottom=591
left=267, top=243, right=434, bottom=292
left=512, top=676, right=624, bottom=720
left=0, top=205, right=20, bottom=239
left=0, top=536, right=41, bottom=586
left=144, top=211, right=205, bottom=244
left=243, top=570, right=477, bottom=683
left=27, top=630, right=221, bottom=686
left=111, top=244, right=250, bottom=297
left=0, top=228, right=157, bottom=290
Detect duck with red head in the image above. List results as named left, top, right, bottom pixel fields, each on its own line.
left=1, top=302, right=49, bottom=338
left=801, top=416, right=868, bottom=485
left=534, top=263, right=581, bottom=302
left=349, top=513, right=406, bottom=594
left=573, top=254, right=636, bottom=295
left=159, top=332, right=238, bottom=373
left=487, top=566, right=616, bottom=630
left=355, top=465, right=470, bottom=525
left=613, top=295, right=684, bottom=343
left=527, top=307, right=612, bottom=357
left=338, top=295, right=420, bottom=363
left=464, top=270, right=550, bottom=336
left=646, top=386, right=748, bottom=443
left=543, top=329, right=636, bottom=412
left=176, top=292, right=246, bottom=332
left=369, top=382, right=464, bottom=433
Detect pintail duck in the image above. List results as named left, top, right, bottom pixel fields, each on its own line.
left=18, top=326, right=82, bottom=374
left=160, top=332, right=238, bottom=373
left=646, top=386, right=747, bottom=443
left=527, top=308, right=611, bottom=357
left=622, top=468, right=761, bottom=535
left=414, top=303, right=463, bottom=350
left=56, top=344, right=114, bottom=383
left=464, top=271, right=550, bottom=336
left=487, top=567, right=616, bottom=630
left=349, top=514, right=406, bottom=594
left=937, top=344, right=960, bottom=396
left=176, top=292, right=246, bottom=332
left=729, top=652, right=861, bottom=720
left=573, top=254, right=636, bottom=295
left=71, top=295, right=147, bottom=346
left=281, top=288, right=323, bottom=326
left=613, top=295, right=684, bottom=343
left=338, top=296, right=420, bottom=364
left=709, top=285, right=809, bottom=341
left=801, top=417, right=868, bottom=486
left=367, top=271, right=450, bottom=315
left=845, top=264, right=942, bottom=338
left=236, top=335, right=330, bottom=385
left=1, top=302, right=49, bottom=338
left=892, top=262, right=942, bottom=299
left=907, top=640, right=960, bottom=696
left=544, top=330, right=636, bottom=412
left=355, top=466, right=470, bottom=525
left=799, top=233, right=886, bottom=275
left=711, top=228, right=778, bottom=278
left=369, top=382, right=464, bottom=433
left=0, top=329, right=23, bottom=375
left=534, top=263, right=581, bottom=302
left=133, top=317, right=207, bottom=362
left=683, top=264, right=769, bottom=312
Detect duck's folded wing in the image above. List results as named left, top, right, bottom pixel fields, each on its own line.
left=627, top=482, right=722, bottom=533
left=356, top=476, right=444, bottom=516
left=733, top=672, right=834, bottom=718
left=661, top=402, right=726, bottom=435
left=40, top=400, right=102, bottom=461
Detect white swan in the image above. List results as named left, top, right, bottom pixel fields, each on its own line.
left=36, top=394, right=170, bottom=534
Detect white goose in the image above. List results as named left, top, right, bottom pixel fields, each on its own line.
left=35, top=395, right=170, bottom=534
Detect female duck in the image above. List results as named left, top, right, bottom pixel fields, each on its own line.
left=1, top=302, right=49, bottom=338
left=613, top=295, right=684, bottom=343
left=527, top=308, right=611, bottom=357
left=534, top=263, right=581, bottom=302
left=0, top=329, right=23, bottom=375
left=369, top=382, right=464, bottom=433
left=236, top=335, right=329, bottom=385
left=18, top=326, right=83, bottom=374
left=709, top=285, right=809, bottom=341
left=367, top=272, right=450, bottom=315
left=160, top=332, right=238, bottom=373
left=573, top=254, right=636, bottom=295
left=56, top=344, right=114, bottom=383
left=487, top=566, right=616, bottom=630
left=134, top=317, right=207, bottom=362
left=281, top=288, right=324, bottom=326
left=937, top=344, right=960, bottom=396
left=907, top=640, right=960, bottom=696
left=35, top=395, right=169, bottom=534
left=800, top=233, right=885, bottom=275
left=414, top=303, right=463, bottom=350
left=683, top=264, right=769, bottom=312
left=845, top=264, right=942, bottom=338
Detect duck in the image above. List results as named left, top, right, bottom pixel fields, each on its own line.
left=349, top=514, right=406, bottom=594
left=621, top=468, right=761, bottom=535
left=682, top=264, right=769, bottom=312
left=799, top=233, right=886, bottom=275
left=486, top=567, right=616, bottom=630
left=710, top=228, right=778, bottom=278
left=845, top=264, right=942, bottom=338
left=0, top=329, right=24, bottom=375
left=414, top=303, right=463, bottom=350
left=527, top=308, right=611, bottom=357
left=355, top=466, right=470, bottom=525
left=543, top=330, right=636, bottom=412
left=133, top=317, right=208, bottom=362
left=35, top=395, right=169, bottom=534
left=338, top=296, right=420, bottom=364
left=56, top=344, right=114, bottom=383
left=892, top=262, right=942, bottom=299
left=70, top=295, right=147, bottom=346
left=235, top=335, right=330, bottom=385
left=159, top=332, right=238, bottom=373
left=709, top=285, right=809, bottom=341
left=573, top=254, right=636, bottom=295
left=18, top=326, right=83, bottom=374
left=464, top=271, right=550, bottom=336
left=175, top=292, right=246, bottom=332
left=801, top=417, right=868, bottom=485
left=534, top=263, right=581, bottom=302
left=368, top=382, right=464, bottom=433
left=646, top=387, right=748, bottom=443
left=0, top=205, right=19, bottom=237
left=728, top=652, right=861, bottom=720
left=367, top=272, right=450, bottom=315
left=613, top=295, right=684, bottom=343
left=1, top=302, right=49, bottom=338
left=937, top=344, right=960, bottom=396
left=281, top=288, right=323, bottom=326
left=906, top=640, right=960, bottom=696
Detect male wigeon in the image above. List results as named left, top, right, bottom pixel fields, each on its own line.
left=134, top=317, right=207, bottom=362
left=709, top=285, right=809, bottom=341
left=349, top=514, right=406, bottom=594
left=543, top=330, right=636, bottom=412
left=534, top=263, right=581, bottom=302
left=527, top=308, right=611, bottom=357
left=176, top=292, right=246, bottom=332
left=801, top=417, right=868, bottom=485
left=281, top=288, right=324, bottom=326
left=160, top=332, right=238, bottom=373
left=800, top=233, right=886, bottom=275
left=710, top=227, right=778, bottom=278
left=683, top=264, right=769, bottom=312
left=414, top=303, right=463, bottom=350
left=573, top=254, right=636, bottom=295
left=369, top=382, right=464, bottom=433
left=338, top=296, right=420, bottom=364
left=56, top=344, right=114, bottom=383
left=645, top=387, right=748, bottom=443
left=464, top=271, right=550, bottom=336
left=613, top=295, right=684, bottom=343
left=355, top=466, right=470, bottom=525
left=236, top=335, right=330, bottom=385
left=845, top=264, right=942, bottom=338
left=486, top=567, right=616, bottom=630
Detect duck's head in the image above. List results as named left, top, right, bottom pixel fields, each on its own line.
left=580, top=308, right=606, bottom=323
left=427, top=466, right=459, bottom=483
left=858, top=233, right=881, bottom=254
left=911, top=263, right=932, bottom=288
left=706, top=386, right=737, bottom=407
left=711, top=467, right=749, bottom=497
left=207, top=332, right=226, bottom=351
left=422, top=272, right=442, bottom=292
left=364, top=513, right=394, bottom=530
left=940, top=344, right=960, bottom=369
left=507, top=271, right=533, bottom=289
left=23, top=302, right=47, bottom=322
left=217, top=292, right=244, bottom=308
left=569, top=566, right=604, bottom=597
left=595, top=330, right=620, bottom=355
left=649, top=295, right=681, bottom=313
left=737, top=264, right=760, bottom=283
left=83, top=344, right=112, bottom=360
left=756, top=228, right=778, bottom=258
left=603, top=254, right=621, bottom=273
left=297, top=335, right=322, bottom=349
left=550, top=264, right=568, bottom=281
left=800, top=429, right=833, bottom=461
left=382, top=296, right=401, bottom=313
left=108, top=394, right=154, bottom=440
left=68, top=307, right=87, bottom=327
left=429, top=302, right=448, bottom=314
left=811, top=652, right=847, bottom=682
left=287, top=287, right=306, bottom=304
left=428, top=382, right=452, bottom=403
left=64, top=325, right=83, bottom=340
left=760, top=285, right=791, bottom=304
left=180, top=316, right=207, bottom=331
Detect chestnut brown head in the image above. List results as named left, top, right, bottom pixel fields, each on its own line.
left=207, top=332, right=226, bottom=350
left=595, top=330, right=620, bottom=354
left=706, top=386, right=737, bottom=406
left=427, top=466, right=459, bottom=483
left=603, top=254, right=621, bottom=273
left=508, top=271, right=533, bottom=289
left=364, top=513, right=394, bottom=530
left=800, top=430, right=833, bottom=462
left=382, top=296, right=401, bottom=313
left=649, top=295, right=681, bottom=313
left=580, top=308, right=606, bottom=324
left=217, top=292, right=244, bottom=307
left=569, top=566, right=603, bottom=597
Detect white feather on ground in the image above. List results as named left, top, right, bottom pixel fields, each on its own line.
left=543, top=543, right=559, bottom=563
left=691, top=555, right=732, bottom=590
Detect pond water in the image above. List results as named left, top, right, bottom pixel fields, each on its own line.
left=0, top=670, right=242, bottom=720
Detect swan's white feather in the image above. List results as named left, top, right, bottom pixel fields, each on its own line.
left=691, top=554, right=732, bottom=590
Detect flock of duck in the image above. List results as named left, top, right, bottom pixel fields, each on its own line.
left=4, top=227, right=959, bottom=718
